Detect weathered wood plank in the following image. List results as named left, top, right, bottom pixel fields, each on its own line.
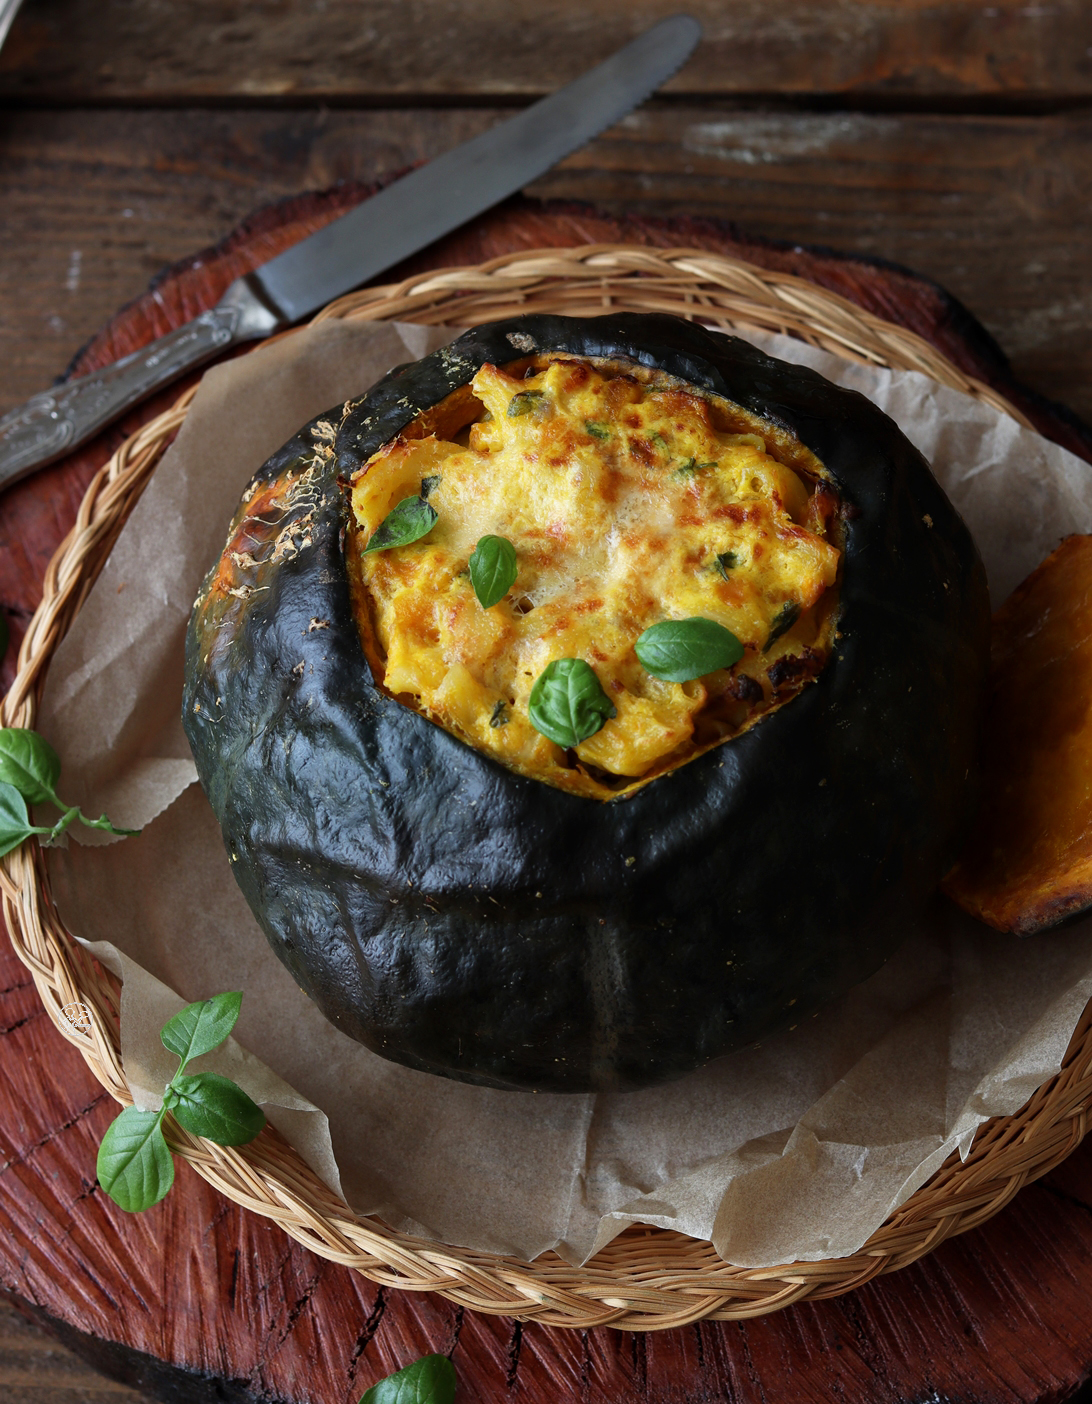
left=0, top=1296, right=152, bottom=1401
left=1, top=106, right=1089, bottom=427
left=2, top=0, right=1091, bottom=103
left=537, top=106, right=1092, bottom=426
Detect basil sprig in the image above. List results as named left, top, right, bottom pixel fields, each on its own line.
left=96, top=991, right=266, bottom=1212
left=528, top=659, right=616, bottom=748
left=468, top=535, right=518, bottom=609
left=635, top=618, right=744, bottom=683
left=360, top=1353, right=456, bottom=1404
left=507, top=390, right=546, bottom=418
left=0, top=727, right=137, bottom=857
left=364, top=495, right=438, bottom=553
left=0, top=784, right=46, bottom=860
left=763, top=601, right=801, bottom=652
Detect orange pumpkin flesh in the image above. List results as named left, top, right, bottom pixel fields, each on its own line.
left=943, top=534, right=1092, bottom=934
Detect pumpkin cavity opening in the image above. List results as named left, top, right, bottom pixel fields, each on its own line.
left=344, top=354, right=844, bottom=799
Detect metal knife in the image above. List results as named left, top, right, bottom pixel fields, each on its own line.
left=0, top=15, right=701, bottom=490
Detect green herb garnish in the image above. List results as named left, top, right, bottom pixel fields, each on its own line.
left=635, top=618, right=745, bottom=683
left=584, top=421, right=610, bottom=441
left=763, top=602, right=801, bottom=652
left=360, top=1354, right=456, bottom=1404
left=419, top=474, right=442, bottom=500
left=489, top=700, right=509, bottom=728
left=674, top=457, right=718, bottom=478
left=468, top=535, right=518, bottom=609
left=0, top=784, right=42, bottom=860
left=506, top=390, right=546, bottom=418
left=96, top=992, right=265, bottom=1212
left=528, top=659, right=616, bottom=749
left=0, top=727, right=137, bottom=856
left=364, top=496, right=438, bottom=553
left=714, top=551, right=738, bottom=579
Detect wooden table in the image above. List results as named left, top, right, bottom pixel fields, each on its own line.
left=2, top=5, right=1092, bottom=1401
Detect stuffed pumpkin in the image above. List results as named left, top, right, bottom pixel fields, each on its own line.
left=183, top=313, right=989, bottom=1093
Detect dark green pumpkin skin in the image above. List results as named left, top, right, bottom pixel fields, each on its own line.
left=183, top=314, right=989, bottom=1093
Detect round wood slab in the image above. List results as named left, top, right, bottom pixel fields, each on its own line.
left=3, top=186, right=1092, bottom=1404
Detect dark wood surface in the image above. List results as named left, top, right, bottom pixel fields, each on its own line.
left=3, top=106, right=1092, bottom=432
left=2, top=4, right=1092, bottom=1401
left=3, top=0, right=1091, bottom=103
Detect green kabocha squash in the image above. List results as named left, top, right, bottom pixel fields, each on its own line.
left=183, top=313, right=989, bottom=1093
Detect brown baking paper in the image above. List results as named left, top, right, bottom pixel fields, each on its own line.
left=37, top=317, right=1092, bottom=1269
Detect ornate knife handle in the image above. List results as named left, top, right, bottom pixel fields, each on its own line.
left=0, top=276, right=284, bottom=491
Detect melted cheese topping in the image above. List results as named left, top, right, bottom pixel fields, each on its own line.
left=346, top=356, right=842, bottom=798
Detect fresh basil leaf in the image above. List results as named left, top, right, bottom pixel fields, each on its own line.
left=360, top=1353, right=457, bottom=1404
left=528, top=659, right=616, bottom=749
left=76, top=811, right=140, bottom=837
left=0, top=781, right=38, bottom=858
left=468, top=535, right=518, bottom=609
left=419, top=474, right=442, bottom=501
left=0, top=728, right=62, bottom=806
left=364, top=496, right=438, bottom=553
left=0, top=730, right=136, bottom=838
left=635, top=618, right=745, bottom=683
left=168, top=1072, right=266, bottom=1146
left=506, top=390, right=545, bottom=418
left=763, top=602, right=801, bottom=652
left=584, top=421, right=610, bottom=440
left=96, top=1106, right=174, bottom=1212
left=161, top=991, right=243, bottom=1066
left=714, top=551, right=738, bottom=579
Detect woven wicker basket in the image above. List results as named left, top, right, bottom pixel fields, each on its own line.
left=2, top=245, right=1088, bottom=1333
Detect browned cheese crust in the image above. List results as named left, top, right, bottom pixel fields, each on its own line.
left=345, top=354, right=844, bottom=798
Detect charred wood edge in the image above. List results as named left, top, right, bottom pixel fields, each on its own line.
left=1, top=1286, right=261, bottom=1404
left=56, top=182, right=1092, bottom=466
left=1071, top=1373, right=1092, bottom=1403
left=0, top=1283, right=538, bottom=1404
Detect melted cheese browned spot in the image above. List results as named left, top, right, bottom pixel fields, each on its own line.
left=345, top=355, right=843, bottom=799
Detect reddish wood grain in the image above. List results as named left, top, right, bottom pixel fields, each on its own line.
left=5, top=188, right=1092, bottom=1404
left=6, top=902, right=1092, bottom=1404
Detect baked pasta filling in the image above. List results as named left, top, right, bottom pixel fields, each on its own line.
left=345, top=355, right=844, bottom=799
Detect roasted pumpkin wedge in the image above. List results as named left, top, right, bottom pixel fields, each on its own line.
left=944, top=534, right=1092, bottom=934
left=183, top=314, right=989, bottom=1093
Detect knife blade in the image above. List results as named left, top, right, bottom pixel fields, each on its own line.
left=0, top=15, right=701, bottom=490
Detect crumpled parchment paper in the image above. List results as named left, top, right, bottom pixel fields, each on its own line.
left=36, top=315, right=1092, bottom=1269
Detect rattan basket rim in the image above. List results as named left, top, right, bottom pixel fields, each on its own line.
left=2, top=243, right=1087, bottom=1333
